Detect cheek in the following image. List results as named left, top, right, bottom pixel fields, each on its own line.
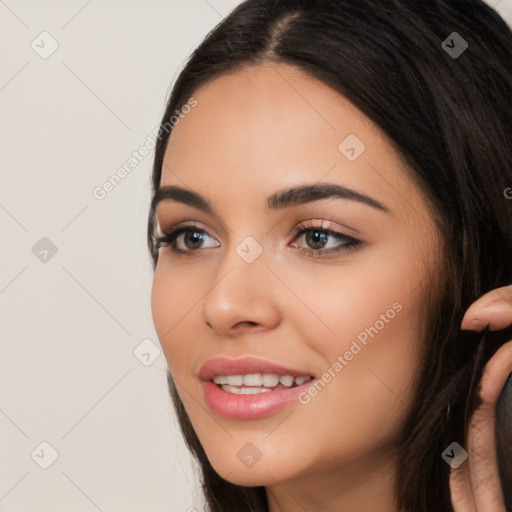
left=290, top=243, right=423, bottom=349
left=259, top=277, right=424, bottom=475
left=150, top=260, right=197, bottom=372
left=287, top=249, right=425, bottom=432
left=151, top=262, right=171, bottom=343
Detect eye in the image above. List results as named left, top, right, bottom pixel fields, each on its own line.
left=154, top=222, right=219, bottom=257
left=154, top=220, right=362, bottom=259
left=291, top=220, right=362, bottom=258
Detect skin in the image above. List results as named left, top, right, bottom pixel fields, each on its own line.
left=453, top=287, right=512, bottom=512
left=150, top=62, right=512, bottom=511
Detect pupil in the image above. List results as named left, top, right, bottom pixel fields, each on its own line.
left=186, top=232, right=204, bottom=249
left=306, top=230, right=327, bottom=250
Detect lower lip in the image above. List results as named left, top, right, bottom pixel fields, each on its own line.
left=203, top=379, right=316, bottom=420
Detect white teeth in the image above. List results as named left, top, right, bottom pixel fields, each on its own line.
left=222, top=385, right=272, bottom=395
left=226, top=375, right=243, bottom=386
left=279, top=375, right=295, bottom=387
left=243, top=373, right=262, bottom=386
left=262, top=374, right=280, bottom=387
left=212, top=373, right=313, bottom=389
left=294, top=376, right=313, bottom=386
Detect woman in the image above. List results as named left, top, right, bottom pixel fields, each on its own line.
left=146, top=0, right=512, bottom=510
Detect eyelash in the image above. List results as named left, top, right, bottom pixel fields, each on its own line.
left=154, top=220, right=362, bottom=259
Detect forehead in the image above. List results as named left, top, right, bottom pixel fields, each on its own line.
left=161, top=62, right=428, bottom=224
left=166, top=62, right=376, bottom=172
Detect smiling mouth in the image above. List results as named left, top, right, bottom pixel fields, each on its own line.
left=212, top=373, right=314, bottom=394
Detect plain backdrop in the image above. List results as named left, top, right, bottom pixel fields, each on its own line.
left=1, top=1, right=511, bottom=511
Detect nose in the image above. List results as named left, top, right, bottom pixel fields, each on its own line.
left=200, top=244, right=281, bottom=337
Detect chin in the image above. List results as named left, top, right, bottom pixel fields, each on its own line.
left=205, top=449, right=294, bottom=487
left=223, top=470, right=272, bottom=487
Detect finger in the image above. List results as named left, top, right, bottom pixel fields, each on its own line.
left=479, top=340, right=512, bottom=405
left=465, top=341, right=512, bottom=511
left=450, top=458, right=477, bottom=512
left=466, top=412, right=506, bottom=512
left=461, top=286, right=512, bottom=331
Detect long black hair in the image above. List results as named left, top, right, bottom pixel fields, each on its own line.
left=147, top=1, right=512, bottom=510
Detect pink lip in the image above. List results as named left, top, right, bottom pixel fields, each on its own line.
left=199, top=356, right=317, bottom=420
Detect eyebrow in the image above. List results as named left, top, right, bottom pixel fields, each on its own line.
left=152, top=183, right=391, bottom=215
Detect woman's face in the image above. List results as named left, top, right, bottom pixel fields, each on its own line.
left=151, top=63, right=443, bottom=506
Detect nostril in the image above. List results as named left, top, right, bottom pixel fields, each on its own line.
left=235, top=321, right=259, bottom=328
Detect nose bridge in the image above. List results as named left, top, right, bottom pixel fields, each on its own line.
left=210, top=231, right=269, bottom=300
left=199, top=230, right=280, bottom=333
left=216, top=212, right=270, bottom=277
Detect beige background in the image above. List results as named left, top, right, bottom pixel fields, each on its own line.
left=1, top=1, right=511, bottom=511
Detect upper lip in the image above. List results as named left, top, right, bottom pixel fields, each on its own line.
left=198, top=356, right=315, bottom=382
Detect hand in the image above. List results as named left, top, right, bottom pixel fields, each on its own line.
left=461, top=285, right=512, bottom=332
left=449, top=285, right=512, bottom=511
